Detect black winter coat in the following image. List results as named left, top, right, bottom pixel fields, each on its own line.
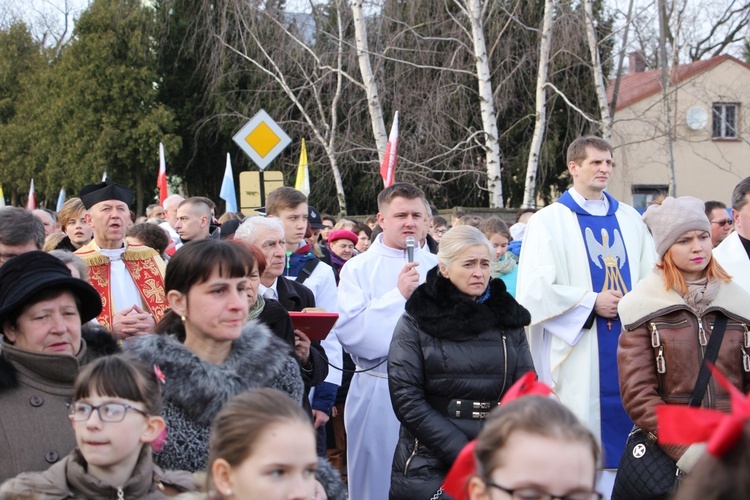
left=388, top=268, right=534, bottom=499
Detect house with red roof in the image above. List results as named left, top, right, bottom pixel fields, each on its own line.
left=606, top=54, right=750, bottom=209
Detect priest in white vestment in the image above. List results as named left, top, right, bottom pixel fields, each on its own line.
left=336, top=183, right=437, bottom=500
left=517, top=137, right=655, bottom=494
left=713, top=176, right=750, bottom=293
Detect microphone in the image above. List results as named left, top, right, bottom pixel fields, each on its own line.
left=405, top=236, right=416, bottom=262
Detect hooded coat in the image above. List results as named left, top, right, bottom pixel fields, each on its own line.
left=0, top=326, right=119, bottom=482
left=124, top=321, right=304, bottom=473
left=388, top=269, right=534, bottom=499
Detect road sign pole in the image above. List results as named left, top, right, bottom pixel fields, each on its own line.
left=259, top=170, right=266, bottom=208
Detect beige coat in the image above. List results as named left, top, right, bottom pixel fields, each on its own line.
left=0, top=328, right=118, bottom=481
left=0, top=447, right=196, bottom=499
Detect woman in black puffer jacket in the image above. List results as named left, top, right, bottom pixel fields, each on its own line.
left=388, top=225, right=534, bottom=500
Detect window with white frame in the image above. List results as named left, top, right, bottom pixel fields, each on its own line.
left=712, top=103, right=738, bottom=139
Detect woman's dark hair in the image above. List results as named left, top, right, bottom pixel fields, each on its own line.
left=127, top=223, right=171, bottom=255
left=474, top=396, right=599, bottom=480
left=74, top=354, right=162, bottom=416
left=154, top=239, right=254, bottom=339
left=207, top=388, right=312, bottom=495
left=353, top=223, right=372, bottom=239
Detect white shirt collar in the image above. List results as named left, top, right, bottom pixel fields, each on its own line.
left=569, top=187, right=609, bottom=216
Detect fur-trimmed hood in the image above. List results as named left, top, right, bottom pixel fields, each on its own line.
left=0, top=324, right=119, bottom=393
left=405, top=267, right=531, bottom=340
left=618, top=271, right=750, bottom=329
left=125, top=320, right=303, bottom=426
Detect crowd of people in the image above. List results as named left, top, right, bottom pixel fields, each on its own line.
left=0, top=135, right=749, bottom=499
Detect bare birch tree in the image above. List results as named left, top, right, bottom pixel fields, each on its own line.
left=351, top=0, right=388, bottom=165
left=522, top=0, right=554, bottom=209
left=453, top=0, right=503, bottom=207
left=584, top=0, right=611, bottom=140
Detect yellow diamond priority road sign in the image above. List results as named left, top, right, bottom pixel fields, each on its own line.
left=232, top=109, right=292, bottom=171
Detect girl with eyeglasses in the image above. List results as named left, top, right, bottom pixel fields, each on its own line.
left=0, top=355, right=196, bottom=498
left=466, top=396, right=601, bottom=500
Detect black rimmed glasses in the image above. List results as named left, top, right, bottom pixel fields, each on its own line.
left=711, top=218, right=733, bottom=227
left=483, top=479, right=602, bottom=500
left=67, top=402, right=149, bottom=422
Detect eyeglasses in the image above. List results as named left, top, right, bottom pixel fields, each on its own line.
left=711, top=219, right=733, bottom=227
left=483, top=479, right=602, bottom=500
left=432, top=228, right=448, bottom=235
left=67, top=402, right=149, bottom=422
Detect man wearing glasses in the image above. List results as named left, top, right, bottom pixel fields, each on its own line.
left=714, top=177, right=750, bottom=293
left=705, top=200, right=733, bottom=247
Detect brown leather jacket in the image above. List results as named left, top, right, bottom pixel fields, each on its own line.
left=617, top=272, right=750, bottom=461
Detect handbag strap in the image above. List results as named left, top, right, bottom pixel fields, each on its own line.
left=688, top=314, right=727, bottom=407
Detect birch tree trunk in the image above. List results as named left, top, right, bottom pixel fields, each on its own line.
left=522, top=0, right=554, bottom=209
left=351, top=0, right=388, bottom=164
left=583, top=0, right=611, bottom=141
left=658, top=0, right=676, bottom=196
left=608, top=0, right=635, bottom=121
left=464, top=0, right=503, bottom=208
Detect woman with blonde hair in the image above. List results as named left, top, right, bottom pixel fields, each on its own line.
left=615, top=196, right=750, bottom=497
left=388, top=225, right=533, bottom=499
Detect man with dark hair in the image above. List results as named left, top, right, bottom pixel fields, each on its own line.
left=713, top=177, right=750, bottom=292
left=517, top=136, right=656, bottom=493
left=336, top=182, right=438, bottom=500
left=75, top=180, right=167, bottom=337
left=145, top=203, right=165, bottom=220
left=0, top=207, right=45, bottom=266
left=705, top=200, right=732, bottom=248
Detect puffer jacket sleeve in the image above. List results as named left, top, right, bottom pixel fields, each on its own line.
left=388, top=314, right=469, bottom=466
left=509, top=326, right=535, bottom=382
left=618, top=324, right=686, bottom=461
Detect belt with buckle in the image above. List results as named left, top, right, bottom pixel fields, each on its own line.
left=447, top=399, right=498, bottom=419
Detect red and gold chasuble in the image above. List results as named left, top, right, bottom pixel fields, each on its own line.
left=75, top=241, right=168, bottom=330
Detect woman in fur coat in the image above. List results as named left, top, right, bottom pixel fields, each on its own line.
left=388, top=225, right=535, bottom=499
left=124, top=239, right=304, bottom=473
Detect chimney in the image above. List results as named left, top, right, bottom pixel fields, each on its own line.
left=629, top=52, right=646, bottom=73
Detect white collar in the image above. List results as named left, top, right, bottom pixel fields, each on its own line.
left=569, top=187, right=609, bottom=216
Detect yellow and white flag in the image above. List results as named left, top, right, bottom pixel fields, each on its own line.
left=295, top=138, right=310, bottom=196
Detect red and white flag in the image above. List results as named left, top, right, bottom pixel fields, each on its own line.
left=379, top=111, right=399, bottom=187
left=26, top=179, right=36, bottom=210
left=158, top=143, right=168, bottom=204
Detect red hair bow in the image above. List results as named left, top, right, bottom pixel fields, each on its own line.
left=656, top=363, right=750, bottom=458
left=442, top=372, right=551, bottom=500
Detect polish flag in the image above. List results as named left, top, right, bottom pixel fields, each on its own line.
left=379, top=111, right=399, bottom=187
left=158, top=143, right=168, bottom=204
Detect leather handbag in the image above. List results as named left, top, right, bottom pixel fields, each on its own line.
left=612, top=314, right=728, bottom=499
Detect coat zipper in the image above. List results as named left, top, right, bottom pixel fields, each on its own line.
left=499, top=334, right=508, bottom=396
left=695, top=312, right=712, bottom=409
left=404, top=438, right=419, bottom=476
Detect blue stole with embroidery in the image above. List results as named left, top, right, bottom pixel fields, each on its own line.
left=557, top=190, right=632, bottom=468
